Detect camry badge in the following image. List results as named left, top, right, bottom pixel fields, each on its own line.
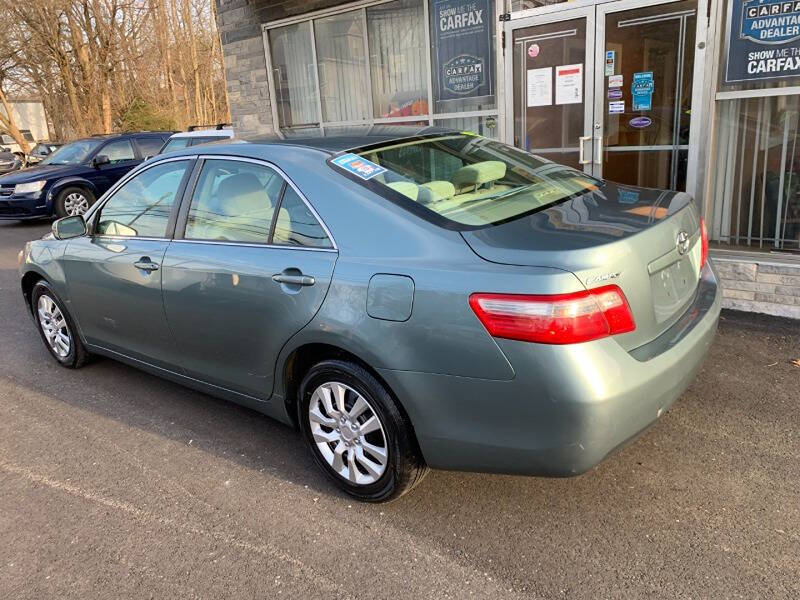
left=586, top=271, right=621, bottom=285
left=676, top=230, right=690, bottom=255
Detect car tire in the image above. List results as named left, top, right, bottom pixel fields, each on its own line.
left=298, top=359, right=428, bottom=502
left=31, top=280, right=89, bottom=369
left=55, top=187, right=95, bottom=218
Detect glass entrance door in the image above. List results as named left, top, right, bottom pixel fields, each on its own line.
left=506, top=0, right=698, bottom=191
left=595, top=0, right=696, bottom=190
left=510, top=7, right=596, bottom=173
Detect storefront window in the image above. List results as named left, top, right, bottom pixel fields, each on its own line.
left=268, top=22, right=318, bottom=128
left=709, top=95, right=800, bottom=251
left=263, top=0, right=498, bottom=134
left=315, top=11, right=371, bottom=123
left=368, top=0, right=428, bottom=119
left=707, top=0, right=800, bottom=251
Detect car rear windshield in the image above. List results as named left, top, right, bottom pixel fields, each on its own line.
left=329, top=134, right=600, bottom=229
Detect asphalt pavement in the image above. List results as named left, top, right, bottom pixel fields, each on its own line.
left=0, top=220, right=798, bottom=599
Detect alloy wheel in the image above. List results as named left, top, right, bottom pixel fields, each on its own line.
left=64, top=192, right=89, bottom=216
left=308, top=381, right=388, bottom=485
left=37, top=294, right=71, bottom=358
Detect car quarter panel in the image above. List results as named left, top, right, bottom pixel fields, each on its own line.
left=377, top=264, right=721, bottom=475
left=20, top=240, right=70, bottom=305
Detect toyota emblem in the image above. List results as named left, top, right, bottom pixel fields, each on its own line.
left=676, top=230, right=690, bottom=255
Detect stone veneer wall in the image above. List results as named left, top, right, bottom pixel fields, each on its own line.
left=714, top=256, right=800, bottom=319
left=215, top=0, right=347, bottom=136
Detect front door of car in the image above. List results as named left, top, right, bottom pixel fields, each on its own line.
left=61, top=158, right=193, bottom=369
left=87, top=138, right=143, bottom=196
left=161, top=157, right=337, bottom=400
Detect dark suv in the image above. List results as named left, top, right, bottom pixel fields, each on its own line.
left=0, top=132, right=172, bottom=220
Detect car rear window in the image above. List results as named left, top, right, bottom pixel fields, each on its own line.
left=328, top=134, right=601, bottom=229
left=135, top=136, right=169, bottom=157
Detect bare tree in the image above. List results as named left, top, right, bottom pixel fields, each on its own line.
left=0, top=0, right=229, bottom=141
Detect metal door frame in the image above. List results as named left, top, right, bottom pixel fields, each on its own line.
left=504, top=0, right=709, bottom=195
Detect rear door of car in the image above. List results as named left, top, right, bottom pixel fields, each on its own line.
left=161, top=155, right=338, bottom=400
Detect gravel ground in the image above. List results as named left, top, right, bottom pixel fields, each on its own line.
left=0, top=220, right=798, bottom=599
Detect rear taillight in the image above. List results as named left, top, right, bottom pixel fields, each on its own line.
left=700, top=217, right=709, bottom=269
left=469, top=285, right=636, bottom=345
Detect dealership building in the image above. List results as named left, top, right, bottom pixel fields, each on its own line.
left=216, top=0, right=800, bottom=317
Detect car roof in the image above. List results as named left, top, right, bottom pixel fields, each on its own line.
left=169, top=130, right=235, bottom=139
left=81, top=131, right=174, bottom=141
left=161, top=125, right=461, bottom=158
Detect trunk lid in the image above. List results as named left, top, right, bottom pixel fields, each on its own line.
left=461, top=182, right=703, bottom=350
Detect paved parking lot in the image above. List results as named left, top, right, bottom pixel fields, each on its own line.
left=0, top=220, right=798, bottom=599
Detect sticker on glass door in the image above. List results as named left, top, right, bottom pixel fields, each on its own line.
left=609, top=101, right=625, bottom=114
left=632, top=72, right=654, bottom=111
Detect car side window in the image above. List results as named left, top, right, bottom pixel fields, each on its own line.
left=135, top=137, right=167, bottom=157
left=184, top=160, right=283, bottom=243
left=96, top=160, right=189, bottom=237
left=99, top=139, right=136, bottom=164
left=189, top=137, right=217, bottom=146
left=272, top=186, right=333, bottom=248
left=161, top=138, right=191, bottom=153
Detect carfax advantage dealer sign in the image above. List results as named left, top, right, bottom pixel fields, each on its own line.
left=725, top=0, right=800, bottom=83
left=431, top=0, right=494, bottom=101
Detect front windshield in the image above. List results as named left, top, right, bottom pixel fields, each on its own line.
left=332, top=134, right=601, bottom=228
left=40, top=139, right=103, bottom=166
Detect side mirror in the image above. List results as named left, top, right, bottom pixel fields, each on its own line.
left=52, top=215, right=87, bottom=240
left=92, top=154, right=110, bottom=168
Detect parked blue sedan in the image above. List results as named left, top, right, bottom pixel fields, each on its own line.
left=0, top=132, right=171, bottom=220
left=18, top=127, right=720, bottom=501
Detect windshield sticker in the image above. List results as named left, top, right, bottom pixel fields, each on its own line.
left=332, top=153, right=387, bottom=180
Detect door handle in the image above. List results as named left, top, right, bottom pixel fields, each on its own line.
left=134, top=257, right=160, bottom=272
left=272, top=273, right=315, bottom=286
left=579, top=136, right=592, bottom=165
left=593, top=136, right=603, bottom=165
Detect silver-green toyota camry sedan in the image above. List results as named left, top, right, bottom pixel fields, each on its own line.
left=19, top=127, right=720, bottom=502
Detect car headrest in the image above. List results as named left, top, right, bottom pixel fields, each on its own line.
left=452, top=161, right=506, bottom=190
left=419, top=181, right=456, bottom=204
left=386, top=181, right=419, bottom=201
left=218, top=173, right=269, bottom=214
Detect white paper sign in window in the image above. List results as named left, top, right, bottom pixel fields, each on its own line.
left=555, top=64, right=583, bottom=105
left=526, top=67, right=552, bottom=107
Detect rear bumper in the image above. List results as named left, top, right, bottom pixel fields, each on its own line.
left=379, top=262, right=721, bottom=476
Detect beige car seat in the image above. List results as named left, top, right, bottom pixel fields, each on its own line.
left=190, top=172, right=273, bottom=242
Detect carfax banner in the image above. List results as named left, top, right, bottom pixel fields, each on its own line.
left=431, top=0, right=494, bottom=101
left=725, top=0, right=800, bottom=83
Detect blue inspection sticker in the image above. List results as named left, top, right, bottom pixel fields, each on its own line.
left=332, top=153, right=387, bottom=180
